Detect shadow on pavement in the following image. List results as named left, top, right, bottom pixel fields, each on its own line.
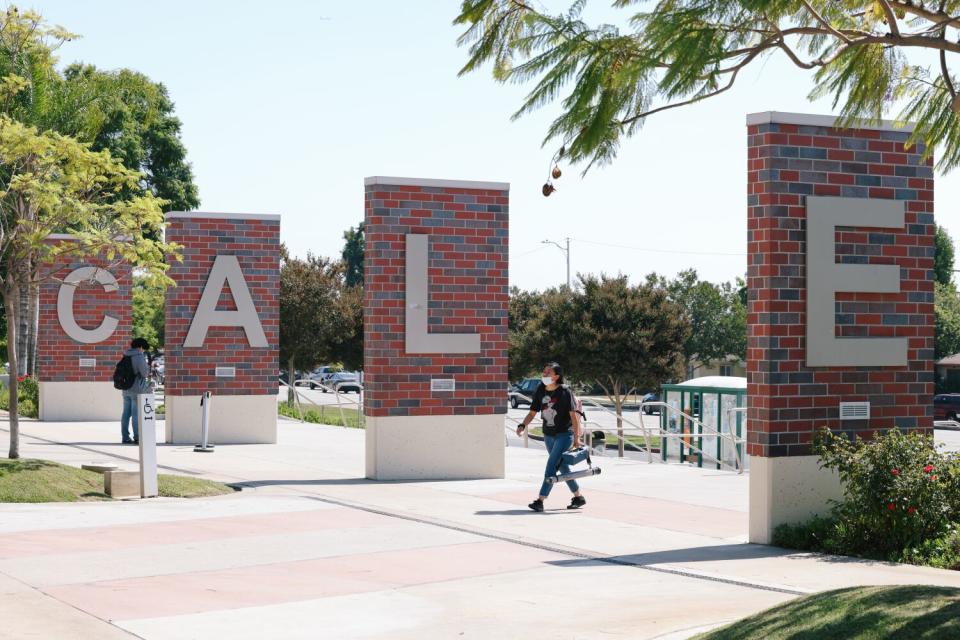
left=474, top=509, right=579, bottom=516
left=236, top=477, right=483, bottom=487
left=545, top=543, right=795, bottom=567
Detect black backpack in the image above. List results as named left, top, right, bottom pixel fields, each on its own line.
left=113, top=355, right=136, bottom=390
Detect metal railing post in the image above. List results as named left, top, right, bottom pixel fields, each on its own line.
left=194, top=391, right=214, bottom=453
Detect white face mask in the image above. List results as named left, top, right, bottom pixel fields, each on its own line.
left=541, top=376, right=555, bottom=386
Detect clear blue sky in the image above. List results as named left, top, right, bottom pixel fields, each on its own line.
left=29, top=0, right=960, bottom=291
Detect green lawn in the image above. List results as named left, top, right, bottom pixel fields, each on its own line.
left=695, top=586, right=960, bottom=640
left=527, top=427, right=659, bottom=451
left=278, top=402, right=364, bottom=428
left=0, top=458, right=235, bottom=502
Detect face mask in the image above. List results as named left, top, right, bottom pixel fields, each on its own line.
left=541, top=376, right=554, bottom=386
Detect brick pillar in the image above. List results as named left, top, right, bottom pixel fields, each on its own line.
left=364, top=176, right=509, bottom=479
left=37, top=236, right=132, bottom=421
left=747, top=112, right=935, bottom=542
left=164, top=213, right=280, bottom=444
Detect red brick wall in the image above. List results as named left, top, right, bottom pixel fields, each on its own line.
left=37, top=242, right=131, bottom=382
left=164, top=214, right=280, bottom=396
left=364, top=178, right=509, bottom=418
left=747, top=115, right=935, bottom=457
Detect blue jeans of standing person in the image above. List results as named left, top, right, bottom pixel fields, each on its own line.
left=539, top=431, right=590, bottom=497
left=121, top=395, right=139, bottom=442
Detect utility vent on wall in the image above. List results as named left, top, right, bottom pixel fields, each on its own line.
left=215, top=366, right=236, bottom=378
left=839, top=401, right=870, bottom=421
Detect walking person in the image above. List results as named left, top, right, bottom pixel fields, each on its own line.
left=116, top=337, right=152, bottom=444
left=516, top=362, right=590, bottom=512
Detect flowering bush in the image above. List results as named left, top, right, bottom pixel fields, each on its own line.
left=774, top=429, right=960, bottom=561
left=815, top=428, right=960, bottom=555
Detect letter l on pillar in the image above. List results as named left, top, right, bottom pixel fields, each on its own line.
left=405, top=234, right=481, bottom=354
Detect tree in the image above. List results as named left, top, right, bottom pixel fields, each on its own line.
left=935, top=281, right=960, bottom=360
left=525, top=274, right=689, bottom=456
left=455, top=1, right=960, bottom=174
left=936, top=224, right=955, bottom=286
left=54, top=64, right=200, bottom=212
left=649, top=270, right=746, bottom=377
left=0, top=9, right=170, bottom=458
left=341, top=223, right=364, bottom=288
left=279, top=252, right=359, bottom=404
left=508, top=286, right=544, bottom=380
left=132, top=275, right=165, bottom=349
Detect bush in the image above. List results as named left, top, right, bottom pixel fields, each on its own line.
left=816, top=428, right=960, bottom=556
left=774, top=429, right=960, bottom=565
left=0, top=375, right=39, bottom=418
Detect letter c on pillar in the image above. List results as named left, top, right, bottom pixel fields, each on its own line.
left=184, top=254, right=268, bottom=348
left=57, top=267, right=120, bottom=344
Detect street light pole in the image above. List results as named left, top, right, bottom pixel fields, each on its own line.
left=542, top=237, right=571, bottom=288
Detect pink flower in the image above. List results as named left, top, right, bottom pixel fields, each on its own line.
left=888, top=503, right=897, bottom=511
left=908, top=507, right=917, bottom=515
left=924, top=465, right=935, bottom=473
left=891, top=469, right=900, bottom=476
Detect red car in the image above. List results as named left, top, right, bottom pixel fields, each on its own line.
left=934, top=394, right=960, bottom=420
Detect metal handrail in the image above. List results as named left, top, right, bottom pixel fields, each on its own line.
left=279, top=378, right=362, bottom=428
left=507, top=391, right=746, bottom=473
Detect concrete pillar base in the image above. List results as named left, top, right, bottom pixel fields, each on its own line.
left=39, top=381, right=121, bottom=421
left=365, top=414, right=505, bottom=480
left=165, top=394, right=277, bottom=444
left=749, top=454, right=842, bottom=544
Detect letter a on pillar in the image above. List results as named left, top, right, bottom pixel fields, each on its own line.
left=184, top=255, right=268, bottom=348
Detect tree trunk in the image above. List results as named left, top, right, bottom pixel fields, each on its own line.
left=5, top=279, right=20, bottom=459
left=287, top=357, right=297, bottom=407
left=15, top=282, right=27, bottom=377
left=26, top=282, right=38, bottom=377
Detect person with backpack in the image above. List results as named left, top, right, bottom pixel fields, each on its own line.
left=515, top=362, right=590, bottom=512
left=115, top=337, right=152, bottom=444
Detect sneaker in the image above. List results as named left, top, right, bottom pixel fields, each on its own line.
left=567, top=495, right=587, bottom=510
left=121, top=439, right=133, bottom=445
left=528, top=499, right=544, bottom=512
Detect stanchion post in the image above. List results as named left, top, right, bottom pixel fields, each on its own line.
left=194, top=391, right=215, bottom=453
left=138, top=392, right=158, bottom=497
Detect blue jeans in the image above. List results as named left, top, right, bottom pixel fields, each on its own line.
left=121, top=395, right=139, bottom=442
left=539, top=431, right=589, bottom=497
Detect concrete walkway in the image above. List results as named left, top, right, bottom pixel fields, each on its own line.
left=2, top=418, right=960, bottom=640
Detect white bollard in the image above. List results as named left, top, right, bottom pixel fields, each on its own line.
left=138, top=392, right=158, bottom=498
left=194, top=391, right=214, bottom=453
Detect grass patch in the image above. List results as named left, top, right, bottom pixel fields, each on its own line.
left=694, top=586, right=960, bottom=640
left=158, top=474, right=234, bottom=498
left=278, top=402, right=363, bottom=428
left=528, top=427, right=658, bottom=451
left=0, top=458, right=234, bottom=502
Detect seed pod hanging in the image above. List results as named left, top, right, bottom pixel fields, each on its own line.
left=551, top=165, right=562, bottom=179
left=542, top=183, right=556, bottom=197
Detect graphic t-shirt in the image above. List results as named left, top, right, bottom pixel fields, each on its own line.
left=529, top=383, right=574, bottom=436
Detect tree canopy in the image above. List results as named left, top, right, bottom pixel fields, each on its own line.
left=341, top=222, right=364, bottom=288
left=514, top=274, right=689, bottom=454
left=936, top=224, right=956, bottom=286
left=648, top=269, right=747, bottom=375
left=455, top=0, right=960, bottom=174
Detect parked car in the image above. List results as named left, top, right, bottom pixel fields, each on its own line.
left=641, top=392, right=660, bottom=415
left=328, top=372, right=362, bottom=394
left=508, top=378, right=541, bottom=409
left=307, top=366, right=338, bottom=389
left=934, top=394, right=960, bottom=420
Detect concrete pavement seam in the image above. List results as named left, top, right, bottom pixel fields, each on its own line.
left=0, top=567, right=145, bottom=639
left=261, top=488, right=812, bottom=597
